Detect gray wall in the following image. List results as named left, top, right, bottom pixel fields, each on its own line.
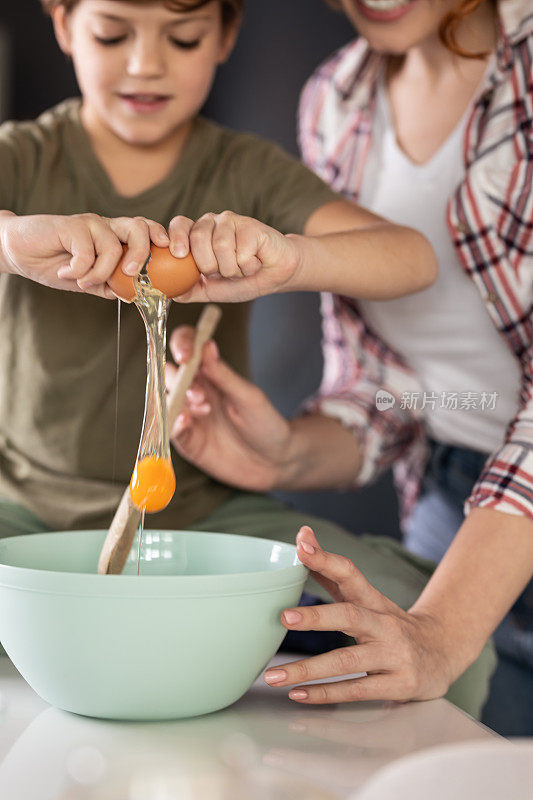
left=0, top=0, right=400, bottom=538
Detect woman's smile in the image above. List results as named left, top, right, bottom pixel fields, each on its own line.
left=355, top=0, right=418, bottom=23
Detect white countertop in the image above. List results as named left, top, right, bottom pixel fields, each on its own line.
left=0, top=653, right=498, bottom=799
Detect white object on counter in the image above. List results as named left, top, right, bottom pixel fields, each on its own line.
left=352, top=740, right=533, bottom=800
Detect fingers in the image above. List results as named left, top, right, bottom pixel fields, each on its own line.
left=192, top=211, right=238, bottom=278
left=165, top=360, right=209, bottom=402
left=170, top=281, right=210, bottom=304
left=295, top=526, right=381, bottom=608
left=200, top=349, right=270, bottom=416
left=279, top=600, right=374, bottom=638
left=295, top=528, right=342, bottom=602
left=168, top=325, right=199, bottom=365
left=108, top=215, right=169, bottom=278
left=56, top=218, right=96, bottom=282
left=87, top=283, right=118, bottom=300
left=287, top=674, right=400, bottom=705
left=173, top=274, right=264, bottom=304
left=51, top=211, right=267, bottom=298
left=168, top=327, right=220, bottom=381
left=264, top=645, right=377, bottom=688
left=185, top=386, right=211, bottom=414
left=189, top=213, right=219, bottom=277
left=143, top=217, right=170, bottom=248
left=170, top=411, right=189, bottom=439
left=168, top=215, right=194, bottom=258
left=184, top=211, right=262, bottom=281
left=235, top=220, right=263, bottom=276
left=168, top=324, right=264, bottom=407
left=56, top=214, right=169, bottom=291
left=168, top=399, right=211, bottom=440
left=165, top=358, right=212, bottom=442
left=75, top=216, right=125, bottom=290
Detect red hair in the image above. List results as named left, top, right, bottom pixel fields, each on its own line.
left=326, top=0, right=491, bottom=59
left=438, top=0, right=490, bottom=58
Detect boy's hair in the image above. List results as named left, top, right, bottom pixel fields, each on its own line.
left=41, top=0, right=244, bottom=27
left=325, top=0, right=490, bottom=60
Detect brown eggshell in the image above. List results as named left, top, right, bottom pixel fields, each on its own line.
left=147, top=246, right=200, bottom=298
left=108, top=245, right=200, bottom=301
left=107, top=245, right=136, bottom=302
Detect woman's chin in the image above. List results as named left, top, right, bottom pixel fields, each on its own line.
left=345, top=0, right=442, bottom=55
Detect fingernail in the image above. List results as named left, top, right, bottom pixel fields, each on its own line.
left=289, top=690, right=308, bottom=701
left=124, top=261, right=138, bottom=276
left=283, top=610, right=302, bottom=625
left=57, top=266, right=71, bottom=278
left=175, top=349, right=189, bottom=363
left=299, top=541, right=315, bottom=555
left=264, top=669, right=287, bottom=685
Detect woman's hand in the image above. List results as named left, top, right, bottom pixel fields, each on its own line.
left=167, top=211, right=300, bottom=302
left=0, top=212, right=169, bottom=298
left=166, top=325, right=294, bottom=490
left=264, top=526, right=454, bottom=704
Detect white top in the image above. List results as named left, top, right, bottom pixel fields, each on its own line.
left=358, top=79, right=520, bottom=453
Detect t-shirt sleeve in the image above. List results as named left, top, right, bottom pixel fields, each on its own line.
left=0, top=125, right=18, bottom=211
left=231, top=134, right=340, bottom=235
left=0, top=120, right=39, bottom=213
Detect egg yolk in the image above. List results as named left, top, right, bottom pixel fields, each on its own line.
left=130, top=456, right=176, bottom=513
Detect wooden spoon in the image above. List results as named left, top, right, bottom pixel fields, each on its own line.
left=97, top=304, right=222, bottom=575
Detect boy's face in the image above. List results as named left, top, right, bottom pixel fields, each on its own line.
left=54, top=0, right=238, bottom=145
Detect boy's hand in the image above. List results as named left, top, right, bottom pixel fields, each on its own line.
left=0, top=212, right=169, bottom=298
left=168, top=211, right=300, bottom=302
left=166, top=324, right=293, bottom=490
left=263, top=527, right=453, bottom=706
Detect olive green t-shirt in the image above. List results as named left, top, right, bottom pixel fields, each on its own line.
left=0, top=99, right=337, bottom=531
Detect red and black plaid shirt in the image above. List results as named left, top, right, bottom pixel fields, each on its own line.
left=299, top=0, right=533, bottom=525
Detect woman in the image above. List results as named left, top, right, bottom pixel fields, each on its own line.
left=169, top=0, right=533, bottom=733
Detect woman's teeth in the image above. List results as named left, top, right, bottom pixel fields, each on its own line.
left=358, top=0, right=411, bottom=9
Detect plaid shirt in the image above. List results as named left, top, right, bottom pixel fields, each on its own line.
left=299, top=0, right=533, bottom=525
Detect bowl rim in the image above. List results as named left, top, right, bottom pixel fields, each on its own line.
left=0, top=529, right=308, bottom=598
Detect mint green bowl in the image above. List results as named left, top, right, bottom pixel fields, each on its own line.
left=0, top=530, right=306, bottom=720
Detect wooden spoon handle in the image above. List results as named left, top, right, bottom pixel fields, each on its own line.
left=97, top=304, right=222, bottom=575
left=167, top=304, right=222, bottom=428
